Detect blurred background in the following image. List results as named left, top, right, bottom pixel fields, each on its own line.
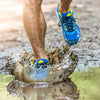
left=0, top=0, right=100, bottom=100
left=0, top=0, right=100, bottom=51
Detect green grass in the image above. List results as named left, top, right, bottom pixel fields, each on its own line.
left=70, top=67, right=100, bottom=100
left=0, top=74, right=20, bottom=100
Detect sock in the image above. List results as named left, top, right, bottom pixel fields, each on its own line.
left=59, top=8, right=72, bottom=17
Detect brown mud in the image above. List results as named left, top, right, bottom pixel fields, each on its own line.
left=7, top=79, right=79, bottom=100
left=6, top=45, right=78, bottom=83
left=0, top=0, right=100, bottom=74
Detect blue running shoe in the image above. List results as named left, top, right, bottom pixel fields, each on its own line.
left=33, top=59, right=50, bottom=80
left=56, top=4, right=81, bottom=45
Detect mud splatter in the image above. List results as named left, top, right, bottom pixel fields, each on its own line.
left=6, top=44, right=78, bottom=83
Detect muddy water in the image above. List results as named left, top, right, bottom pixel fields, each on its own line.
left=5, top=45, right=78, bottom=83
left=0, top=67, right=100, bottom=100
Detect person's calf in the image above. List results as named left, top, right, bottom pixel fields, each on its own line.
left=40, top=11, right=47, bottom=48
left=23, top=0, right=48, bottom=60
left=24, top=0, right=42, bottom=7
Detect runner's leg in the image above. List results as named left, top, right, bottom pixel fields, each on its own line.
left=57, top=0, right=81, bottom=45
left=59, top=0, right=72, bottom=13
left=23, top=0, right=48, bottom=60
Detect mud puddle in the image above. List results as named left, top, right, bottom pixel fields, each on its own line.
left=0, top=67, right=100, bottom=100
left=5, top=45, right=78, bottom=83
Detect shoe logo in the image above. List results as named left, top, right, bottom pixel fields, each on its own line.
left=67, top=13, right=72, bottom=17
left=38, top=60, right=43, bottom=63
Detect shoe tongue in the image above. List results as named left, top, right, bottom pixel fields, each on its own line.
left=61, top=10, right=72, bottom=17
left=36, top=59, right=48, bottom=64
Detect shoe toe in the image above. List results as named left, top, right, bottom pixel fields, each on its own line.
left=33, top=67, right=50, bottom=80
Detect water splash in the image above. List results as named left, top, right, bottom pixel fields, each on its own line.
left=6, top=44, right=78, bottom=83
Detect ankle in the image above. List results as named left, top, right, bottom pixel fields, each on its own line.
left=36, top=56, right=49, bottom=62
left=59, top=4, right=70, bottom=13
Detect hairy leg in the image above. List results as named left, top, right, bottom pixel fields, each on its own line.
left=23, top=0, right=48, bottom=60
left=59, top=0, right=72, bottom=13
left=40, top=10, right=47, bottom=48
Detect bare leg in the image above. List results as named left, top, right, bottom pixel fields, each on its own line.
left=23, top=0, right=48, bottom=60
left=59, top=0, right=72, bottom=13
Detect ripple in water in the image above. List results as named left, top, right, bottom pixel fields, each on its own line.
left=7, top=79, right=79, bottom=100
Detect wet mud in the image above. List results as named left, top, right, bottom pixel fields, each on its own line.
left=0, top=68, right=100, bottom=100
left=0, top=0, right=100, bottom=73
left=6, top=45, right=78, bottom=83
left=7, top=79, right=79, bottom=100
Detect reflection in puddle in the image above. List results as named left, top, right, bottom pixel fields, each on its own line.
left=7, top=79, right=79, bottom=100
left=1, top=68, right=100, bottom=100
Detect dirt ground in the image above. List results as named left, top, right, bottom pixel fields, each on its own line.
left=0, top=0, right=100, bottom=73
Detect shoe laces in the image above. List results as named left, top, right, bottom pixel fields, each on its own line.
left=58, top=16, right=76, bottom=32
left=35, top=62, right=50, bottom=69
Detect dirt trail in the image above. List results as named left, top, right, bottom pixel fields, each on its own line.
left=0, top=0, right=100, bottom=73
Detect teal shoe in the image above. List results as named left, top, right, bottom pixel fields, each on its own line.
left=56, top=4, right=81, bottom=45
left=33, top=59, right=50, bottom=80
